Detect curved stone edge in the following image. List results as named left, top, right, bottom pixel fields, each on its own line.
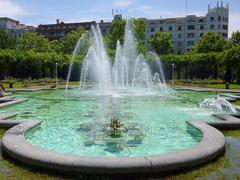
left=1, top=119, right=226, bottom=174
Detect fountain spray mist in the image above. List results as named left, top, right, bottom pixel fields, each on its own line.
left=66, top=20, right=174, bottom=95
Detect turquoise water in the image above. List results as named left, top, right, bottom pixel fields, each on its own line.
left=0, top=89, right=223, bottom=157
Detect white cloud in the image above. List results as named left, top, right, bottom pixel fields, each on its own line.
left=112, top=0, right=135, bottom=8
left=0, top=0, right=27, bottom=18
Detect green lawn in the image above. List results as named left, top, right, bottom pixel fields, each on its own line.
left=2, top=81, right=79, bottom=88
left=206, top=84, right=240, bottom=89
left=233, top=101, right=240, bottom=106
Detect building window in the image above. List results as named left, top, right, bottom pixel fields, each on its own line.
left=150, top=27, right=155, bottom=32
left=160, top=27, right=163, bottom=31
left=178, top=33, right=182, bottom=39
left=210, top=25, right=214, bottom=30
left=223, top=17, right=228, bottom=22
left=169, top=26, right=172, bottom=31
left=199, top=19, right=204, bottom=22
left=151, top=34, right=154, bottom=38
left=218, top=24, right=221, bottom=29
left=187, top=33, right=195, bottom=38
left=210, top=17, right=214, bottom=21
left=200, top=33, right=204, bottom=37
left=177, top=41, right=182, bottom=46
left=200, top=25, right=204, bottom=30
left=187, top=25, right=195, bottom=30
left=187, top=41, right=195, bottom=46
left=218, top=16, right=221, bottom=21
left=222, top=25, right=228, bottom=30
left=178, top=26, right=182, bottom=31
left=102, top=29, right=107, bottom=35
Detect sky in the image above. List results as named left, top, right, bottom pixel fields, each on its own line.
left=0, top=0, right=239, bottom=36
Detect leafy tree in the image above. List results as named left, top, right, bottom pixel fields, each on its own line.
left=50, top=40, right=61, bottom=53
left=193, top=32, right=231, bottom=53
left=222, top=45, right=240, bottom=83
left=59, top=27, right=86, bottom=54
left=230, top=31, right=240, bottom=46
left=0, top=29, right=15, bottom=49
left=16, top=32, right=51, bottom=52
left=149, top=32, right=173, bottom=55
left=133, top=18, right=147, bottom=55
left=0, top=49, right=70, bottom=79
left=105, top=18, right=126, bottom=49
left=133, top=18, right=146, bottom=43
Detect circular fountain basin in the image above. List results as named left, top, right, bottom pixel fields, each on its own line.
left=0, top=88, right=225, bottom=158
left=0, top=88, right=230, bottom=174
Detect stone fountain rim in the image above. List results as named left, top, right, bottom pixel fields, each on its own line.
left=1, top=87, right=240, bottom=174
left=1, top=117, right=230, bottom=174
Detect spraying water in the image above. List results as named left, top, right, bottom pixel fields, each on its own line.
left=65, top=20, right=174, bottom=96
left=65, top=32, right=90, bottom=92
left=199, top=96, right=237, bottom=113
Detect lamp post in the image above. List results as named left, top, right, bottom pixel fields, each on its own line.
left=55, top=63, right=58, bottom=86
left=172, top=63, right=175, bottom=85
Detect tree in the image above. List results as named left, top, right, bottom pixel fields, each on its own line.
left=133, top=18, right=147, bottom=55
left=50, top=40, right=61, bottom=53
left=105, top=18, right=126, bottom=49
left=193, top=32, right=231, bottom=53
left=149, top=32, right=173, bottom=55
left=16, top=32, right=51, bottom=52
left=0, top=29, right=15, bottom=49
left=230, top=31, right=240, bottom=46
left=222, top=45, right=240, bottom=83
left=59, top=27, right=86, bottom=54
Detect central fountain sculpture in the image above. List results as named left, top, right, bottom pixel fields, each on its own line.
left=65, top=20, right=174, bottom=94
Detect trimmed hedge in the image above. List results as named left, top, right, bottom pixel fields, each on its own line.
left=0, top=49, right=72, bottom=79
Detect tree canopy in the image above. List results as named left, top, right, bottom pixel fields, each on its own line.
left=0, top=29, right=15, bottom=49
left=149, top=32, right=173, bottom=55
left=105, top=18, right=126, bottom=49
left=59, top=27, right=86, bottom=54
left=193, top=32, right=231, bottom=53
left=133, top=18, right=147, bottom=55
left=16, top=32, right=51, bottom=52
left=230, top=31, right=240, bottom=46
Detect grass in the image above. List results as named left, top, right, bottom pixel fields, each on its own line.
left=2, top=78, right=240, bottom=90
left=3, top=82, right=24, bottom=88
left=2, top=81, right=80, bottom=88
left=206, top=84, right=240, bottom=89
left=233, top=100, right=240, bottom=106
left=172, top=79, right=240, bottom=89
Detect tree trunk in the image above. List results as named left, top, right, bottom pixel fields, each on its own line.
left=213, top=64, right=218, bottom=79
left=225, top=66, right=232, bottom=83
left=0, top=67, right=5, bottom=80
left=50, top=65, right=54, bottom=78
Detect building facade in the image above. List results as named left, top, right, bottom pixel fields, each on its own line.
left=37, top=2, right=229, bottom=54
left=0, top=17, right=36, bottom=38
left=146, top=2, right=229, bottom=53
left=37, top=19, right=111, bottom=41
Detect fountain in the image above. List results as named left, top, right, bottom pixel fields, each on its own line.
left=199, top=96, right=237, bottom=113
left=65, top=20, right=174, bottom=96
left=1, top=18, right=240, bottom=175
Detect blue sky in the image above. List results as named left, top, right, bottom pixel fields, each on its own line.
left=0, top=0, right=239, bottom=35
